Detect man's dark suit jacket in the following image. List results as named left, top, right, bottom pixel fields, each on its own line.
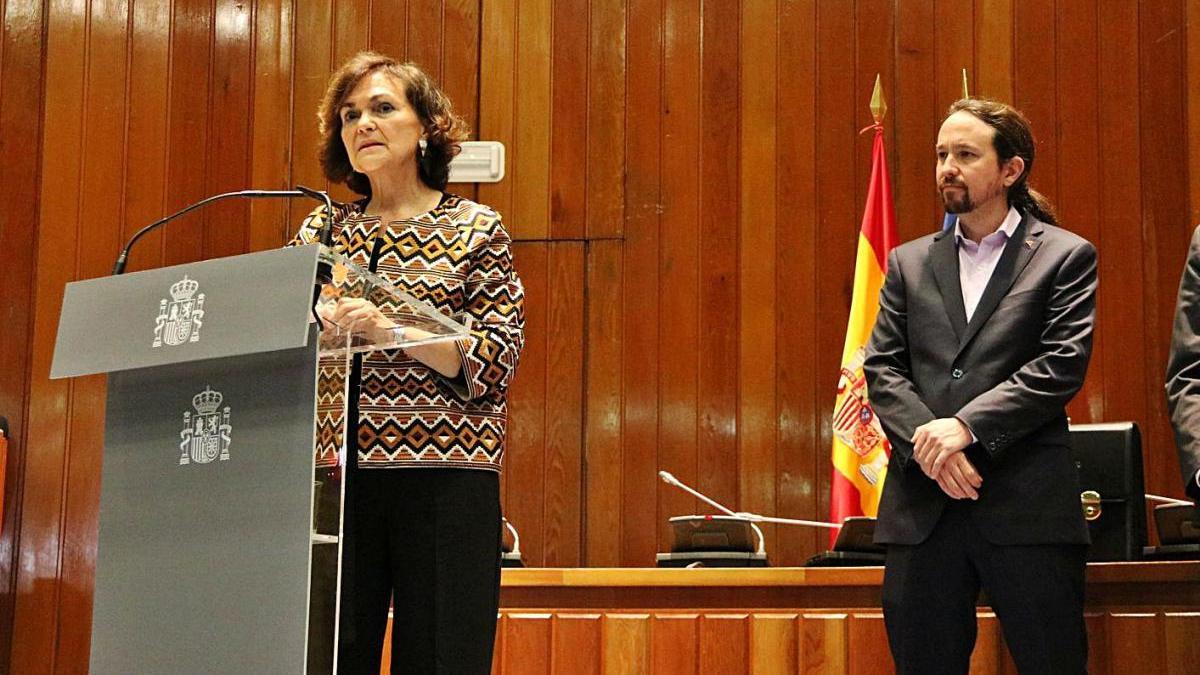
left=864, top=213, right=1096, bottom=546
left=1165, top=225, right=1200, bottom=502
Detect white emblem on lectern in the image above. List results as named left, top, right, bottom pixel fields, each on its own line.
left=179, top=387, right=232, bottom=465
left=154, top=276, right=205, bottom=347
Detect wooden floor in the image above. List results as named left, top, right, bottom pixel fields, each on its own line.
left=379, top=561, right=1200, bottom=674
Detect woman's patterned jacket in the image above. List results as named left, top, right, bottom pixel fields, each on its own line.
left=291, top=194, right=525, bottom=473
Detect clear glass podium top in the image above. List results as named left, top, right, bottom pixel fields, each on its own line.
left=314, top=245, right=472, bottom=356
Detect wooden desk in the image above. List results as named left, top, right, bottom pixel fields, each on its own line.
left=482, top=563, right=1200, bottom=674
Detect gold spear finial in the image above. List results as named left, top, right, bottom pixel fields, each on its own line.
left=870, top=74, right=887, bottom=124
left=961, top=68, right=970, bottom=99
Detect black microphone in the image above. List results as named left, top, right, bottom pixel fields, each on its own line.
left=0, top=416, right=8, bottom=439
left=111, top=186, right=337, bottom=275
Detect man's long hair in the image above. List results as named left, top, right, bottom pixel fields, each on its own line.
left=946, top=98, right=1057, bottom=226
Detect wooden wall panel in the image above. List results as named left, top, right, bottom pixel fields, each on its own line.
left=775, top=0, right=821, bottom=559
left=696, top=0, right=739, bottom=522
left=486, top=608, right=1189, bottom=674
left=583, top=239, right=623, bottom=566
left=656, top=0, right=702, bottom=558
left=1140, top=0, right=1194, bottom=509
left=739, top=0, right=778, bottom=556
left=0, top=0, right=45, bottom=671
left=622, top=0, right=662, bottom=569
left=603, top=614, right=650, bottom=675
left=698, top=614, right=747, bottom=674
left=553, top=614, right=601, bottom=675
left=507, top=241, right=549, bottom=564
left=750, top=613, right=797, bottom=673
left=10, top=2, right=1200, bottom=671
left=541, top=243, right=585, bottom=567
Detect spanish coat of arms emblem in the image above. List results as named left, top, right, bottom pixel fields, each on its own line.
left=180, top=386, right=232, bottom=465
left=154, top=276, right=205, bottom=347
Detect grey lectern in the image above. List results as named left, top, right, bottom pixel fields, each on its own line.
left=50, top=244, right=470, bottom=674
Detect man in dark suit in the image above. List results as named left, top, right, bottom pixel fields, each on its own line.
left=1166, top=225, right=1200, bottom=502
left=865, top=99, right=1096, bottom=674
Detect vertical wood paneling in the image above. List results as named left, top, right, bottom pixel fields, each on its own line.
left=290, top=0, right=332, bottom=213
left=935, top=0, right=973, bottom=108
left=584, top=240, right=624, bottom=566
left=552, top=614, right=601, bottom=675
left=799, top=613, right=848, bottom=674
left=14, top=0, right=88, bottom=669
left=974, top=0, right=1013, bottom=101
left=696, top=0, right=740, bottom=513
left=1097, top=0, right=1146, bottom=429
left=503, top=613, right=553, bottom=675
left=738, top=0, right=778, bottom=554
left=367, top=0, right=407, bottom=60
left=1085, top=612, right=1111, bottom=675
left=477, top=0, right=516, bottom=223
left=1108, top=613, right=1165, bottom=674
left=0, top=0, right=45, bottom=664
left=586, top=0, right=625, bottom=239
left=548, top=0, right=586, bottom=240
left=56, top=4, right=130, bottom=667
left=651, top=614, right=698, bottom=673
left=405, top=0, right=442, bottom=77
left=207, top=0, right=254, bottom=261
left=750, top=614, right=797, bottom=673
left=656, top=0, right=702, bottom=555
left=249, top=0, right=294, bottom=250
left=1013, top=0, right=1057, bottom=203
left=332, top=0, right=368, bottom=71
left=622, top=0, right=661, bottom=566
left=542, top=243, right=585, bottom=566
left=1056, top=0, right=1103, bottom=424
left=443, top=0, right=481, bottom=203
left=893, top=0, right=938, bottom=244
left=163, top=0, right=212, bottom=266
left=699, top=614, right=748, bottom=675
left=508, top=241, right=548, bottom=564
left=603, top=614, right=650, bottom=675
left=1140, top=0, right=1192, bottom=506
left=848, top=613, right=893, bottom=675
left=813, top=0, right=857, bottom=542
left=497, top=609, right=1193, bottom=675
left=125, top=0, right=171, bottom=272
left=775, top=0, right=821, bottom=562
left=511, top=0, right=551, bottom=239
left=1164, top=612, right=1200, bottom=674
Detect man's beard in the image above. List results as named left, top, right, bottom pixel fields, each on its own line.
left=941, top=187, right=974, bottom=214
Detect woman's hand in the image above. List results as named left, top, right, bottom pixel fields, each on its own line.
left=322, top=298, right=397, bottom=344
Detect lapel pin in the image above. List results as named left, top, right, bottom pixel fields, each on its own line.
left=1024, top=238, right=1036, bottom=249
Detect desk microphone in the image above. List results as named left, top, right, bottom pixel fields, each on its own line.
left=111, top=187, right=336, bottom=275
left=658, top=470, right=842, bottom=530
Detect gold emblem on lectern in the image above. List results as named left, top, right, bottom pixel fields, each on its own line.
left=154, top=276, right=205, bottom=348
left=179, top=387, right=232, bottom=465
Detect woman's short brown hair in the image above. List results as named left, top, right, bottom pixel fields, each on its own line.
left=317, top=51, right=469, bottom=194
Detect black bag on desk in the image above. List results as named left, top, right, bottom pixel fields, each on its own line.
left=1069, top=422, right=1147, bottom=561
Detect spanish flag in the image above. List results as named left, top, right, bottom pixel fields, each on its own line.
left=829, top=119, right=899, bottom=545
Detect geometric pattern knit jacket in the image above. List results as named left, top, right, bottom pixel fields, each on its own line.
left=290, top=193, right=525, bottom=473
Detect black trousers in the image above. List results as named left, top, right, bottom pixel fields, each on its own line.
left=337, top=467, right=502, bottom=675
left=882, top=500, right=1089, bottom=674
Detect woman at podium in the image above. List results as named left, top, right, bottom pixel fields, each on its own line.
left=289, top=51, right=525, bottom=674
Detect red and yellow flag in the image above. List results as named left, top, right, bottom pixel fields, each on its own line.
left=829, top=121, right=899, bottom=545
